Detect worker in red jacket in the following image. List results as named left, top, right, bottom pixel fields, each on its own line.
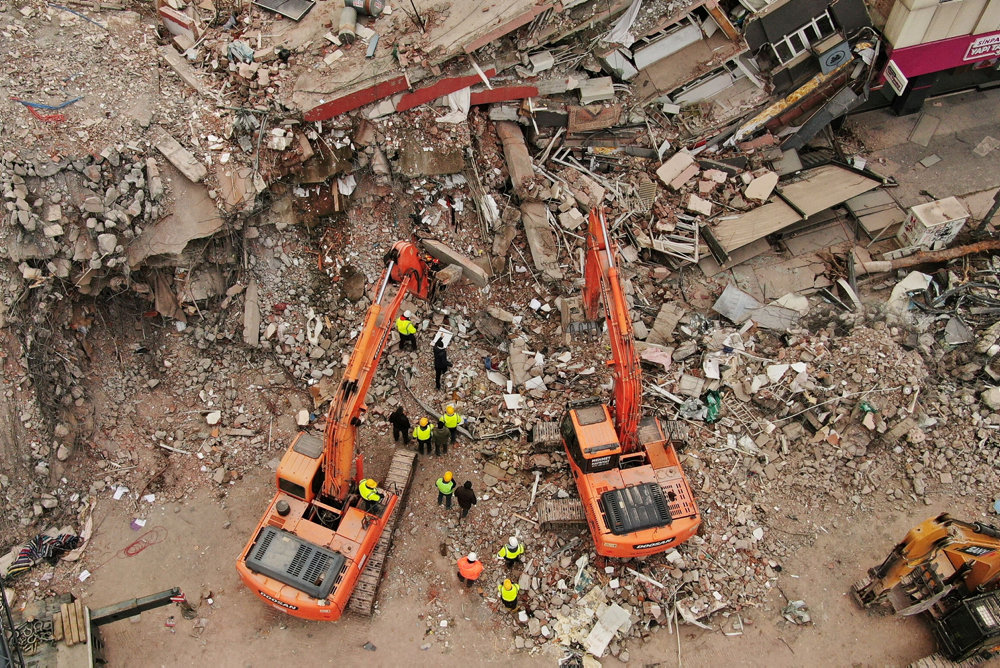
left=457, top=552, right=483, bottom=588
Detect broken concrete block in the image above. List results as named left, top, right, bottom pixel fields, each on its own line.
left=655, top=152, right=695, bottom=187
left=153, top=127, right=207, bottom=183
left=44, top=204, right=62, bottom=222
left=422, top=240, right=489, bottom=287
left=436, top=264, right=464, bottom=286
left=495, top=122, right=536, bottom=200
left=685, top=193, right=713, bottom=216
left=530, top=51, right=555, bottom=74
left=744, top=171, right=778, bottom=201
left=578, top=77, right=614, bottom=104
left=559, top=208, right=585, bottom=230
left=521, top=201, right=564, bottom=281
left=669, top=164, right=700, bottom=191
left=243, top=278, right=260, bottom=347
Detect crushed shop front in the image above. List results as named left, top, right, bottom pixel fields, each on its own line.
left=874, top=28, right=1000, bottom=114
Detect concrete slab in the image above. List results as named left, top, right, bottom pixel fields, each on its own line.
left=422, top=240, right=489, bottom=287
left=908, top=113, right=940, bottom=147
left=495, top=122, right=536, bottom=200
left=655, top=151, right=695, bottom=187
left=152, top=127, right=207, bottom=183
left=520, top=201, right=563, bottom=281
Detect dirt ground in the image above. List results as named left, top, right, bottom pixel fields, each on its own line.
left=67, top=430, right=986, bottom=667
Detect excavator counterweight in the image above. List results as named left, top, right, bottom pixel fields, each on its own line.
left=560, top=208, right=700, bottom=558
left=236, top=241, right=433, bottom=621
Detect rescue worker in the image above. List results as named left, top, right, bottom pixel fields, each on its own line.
left=440, top=405, right=464, bottom=444
left=436, top=470, right=456, bottom=508
left=389, top=406, right=411, bottom=446
left=432, top=419, right=450, bottom=456
left=413, top=417, right=433, bottom=455
left=433, top=338, right=451, bottom=390
left=497, top=536, right=524, bottom=569
left=498, top=578, right=520, bottom=610
left=456, top=552, right=483, bottom=588
left=359, top=478, right=381, bottom=512
left=455, top=480, right=477, bottom=520
left=396, top=310, right=417, bottom=351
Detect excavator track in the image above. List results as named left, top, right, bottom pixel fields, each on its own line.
left=538, top=497, right=587, bottom=531
left=348, top=449, right=416, bottom=616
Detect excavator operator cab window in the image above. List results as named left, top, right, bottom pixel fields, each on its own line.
left=278, top=477, right=306, bottom=500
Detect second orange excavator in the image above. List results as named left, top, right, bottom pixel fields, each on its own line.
left=236, top=241, right=434, bottom=620
left=558, top=207, right=700, bottom=558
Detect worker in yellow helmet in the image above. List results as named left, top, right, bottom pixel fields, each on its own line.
left=396, top=310, right=417, bottom=351
left=436, top=470, right=456, bottom=509
left=412, top=416, right=433, bottom=456
left=439, top=405, right=464, bottom=445
left=359, top=478, right=381, bottom=512
left=498, top=578, right=520, bottom=610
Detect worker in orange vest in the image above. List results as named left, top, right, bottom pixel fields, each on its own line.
left=457, top=552, right=483, bottom=588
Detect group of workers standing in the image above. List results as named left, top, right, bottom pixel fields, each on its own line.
left=457, top=535, right=527, bottom=610
left=365, top=309, right=525, bottom=610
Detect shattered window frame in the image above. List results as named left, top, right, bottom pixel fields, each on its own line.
left=770, top=10, right=837, bottom=66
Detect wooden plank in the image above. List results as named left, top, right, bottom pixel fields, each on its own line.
left=53, top=611, right=64, bottom=641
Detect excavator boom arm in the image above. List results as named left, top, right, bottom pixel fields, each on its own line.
left=321, top=242, right=431, bottom=500
left=584, top=208, right=642, bottom=452
left=855, top=513, right=1000, bottom=606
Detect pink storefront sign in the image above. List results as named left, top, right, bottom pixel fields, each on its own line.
left=886, top=28, right=1000, bottom=79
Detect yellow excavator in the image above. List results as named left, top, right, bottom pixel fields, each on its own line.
left=853, top=513, right=1000, bottom=664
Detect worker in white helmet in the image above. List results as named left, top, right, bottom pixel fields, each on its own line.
left=457, top=552, right=483, bottom=588
left=497, top=536, right=525, bottom=569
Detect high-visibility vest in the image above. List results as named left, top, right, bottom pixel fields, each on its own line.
left=413, top=424, right=433, bottom=441
left=359, top=480, right=381, bottom=502
left=498, top=543, right=524, bottom=560
left=436, top=478, right=455, bottom=495
left=498, top=583, right=519, bottom=602
left=396, top=318, right=416, bottom=336
left=458, top=558, right=483, bottom=581
left=441, top=413, right=462, bottom=429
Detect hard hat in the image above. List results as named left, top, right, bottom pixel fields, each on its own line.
left=444, top=471, right=453, bottom=482
left=508, top=537, right=518, bottom=549
left=468, top=552, right=478, bottom=562
left=403, top=310, right=412, bottom=318
left=366, top=479, right=377, bottom=487
left=446, top=405, right=455, bottom=415
left=503, top=579, right=512, bottom=589
left=420, top=417, right=428, bottom=426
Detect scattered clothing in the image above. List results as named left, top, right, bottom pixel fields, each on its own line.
left=6, top=533, right=82, bottom=578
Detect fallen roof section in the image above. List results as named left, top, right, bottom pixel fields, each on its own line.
left=706, top=163, right=880, bottom=258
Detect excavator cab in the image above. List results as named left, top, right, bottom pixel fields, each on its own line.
left=561, top=402, right=622, bottom=474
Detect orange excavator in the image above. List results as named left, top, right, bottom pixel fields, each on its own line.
left=558, top=207, right=700, bottom=557
left=853, top=514, right=1000, bottom=664
left=236, top=242, right=433, bottom=620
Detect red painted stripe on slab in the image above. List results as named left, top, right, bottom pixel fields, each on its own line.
left=395, top=69, right=496, bottom=112
left=469, top=86, right=538, bottom=105
left=303, top=75, right=409, bottom=122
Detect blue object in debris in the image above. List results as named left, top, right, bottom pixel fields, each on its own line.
left=365, top=34, right=379, bottom=58
left=994, top=499, right=1000, bottom=514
